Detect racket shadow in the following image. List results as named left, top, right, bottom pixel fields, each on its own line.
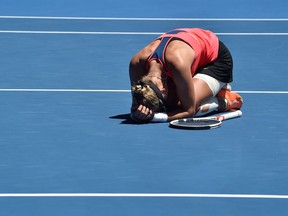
left=169, top=124, right=221, bottom=130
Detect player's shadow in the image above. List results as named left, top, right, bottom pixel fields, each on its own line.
left=109, top=113, right=138, bottom=124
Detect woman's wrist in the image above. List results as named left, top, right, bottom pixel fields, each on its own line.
left=151, top=112, right=168, bottom=122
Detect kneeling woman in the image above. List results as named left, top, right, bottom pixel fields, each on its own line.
left=129, top=28, right=243, bottom=123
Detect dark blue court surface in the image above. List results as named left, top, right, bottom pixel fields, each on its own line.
left=0, top=0, right=288, bottom=215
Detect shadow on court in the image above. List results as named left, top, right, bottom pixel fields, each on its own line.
left=109, top=113, right=137, bottom=124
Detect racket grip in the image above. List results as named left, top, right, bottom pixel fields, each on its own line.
left=217, top=110, right=243, bottom=121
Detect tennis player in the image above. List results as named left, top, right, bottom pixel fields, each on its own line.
left=129, top=28, right=243, bottom=123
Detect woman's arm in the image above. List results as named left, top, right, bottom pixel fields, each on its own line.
left=165, top=41, right=197, bottom=121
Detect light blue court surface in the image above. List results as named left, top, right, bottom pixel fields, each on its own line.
left=0, top=0, right=288, bottom=215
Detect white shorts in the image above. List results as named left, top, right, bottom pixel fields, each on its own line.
left=194, top=73, right=226, bottom=96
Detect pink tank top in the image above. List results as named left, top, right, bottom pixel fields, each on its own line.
left=146, top=28, right=219, bottom=76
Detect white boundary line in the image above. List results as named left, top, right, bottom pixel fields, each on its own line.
left=1, top=16, right=288, bottom=21
left=0, top=89, right=131, bottom=93
left=0, top=89, right=287, bottom=94
left=0, top=193, right=288, bottom=199
left=237, top=90, right=288, bottom=94
left=0, top=30, right=288, bottom=36
left=0, top=30, right=162, bottom=35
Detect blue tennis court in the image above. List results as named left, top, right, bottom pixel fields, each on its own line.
left=0, top=0, right=288, bottom=215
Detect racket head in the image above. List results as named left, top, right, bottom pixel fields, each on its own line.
left=169, top=118, right=222, bottom=130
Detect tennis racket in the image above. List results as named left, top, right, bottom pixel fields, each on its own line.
left=169, top=110, right=242, bottom=129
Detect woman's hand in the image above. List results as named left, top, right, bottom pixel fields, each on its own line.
left=130, top=105, right=154, bottom=123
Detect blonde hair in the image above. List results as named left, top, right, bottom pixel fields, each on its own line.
left=131, top=81, right=161, bottom=111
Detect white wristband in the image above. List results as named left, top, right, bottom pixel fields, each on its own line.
left=151, top=112, right=168, bottom=122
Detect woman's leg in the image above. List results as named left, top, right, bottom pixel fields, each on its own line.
left=192, top=75, right=226, bottom=117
